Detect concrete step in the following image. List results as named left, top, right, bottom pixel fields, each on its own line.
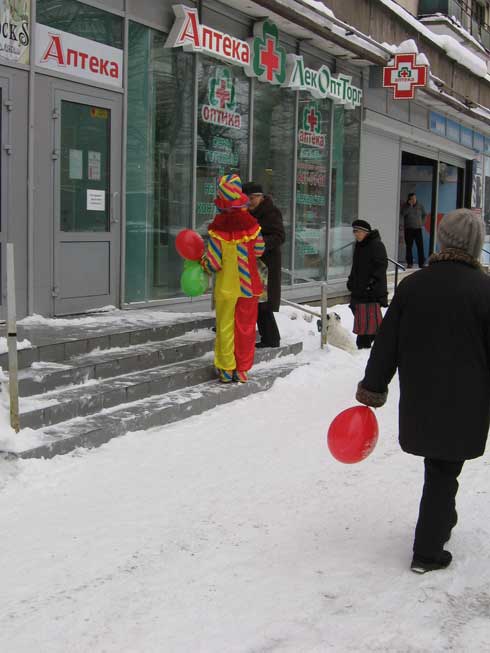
left=17, top=329, right=215, bottom=396
left=12, top=356, right=303, bottom=459
left=19, top=342, right=302, bottom=430
left=0, top=316, right=215, bottom=370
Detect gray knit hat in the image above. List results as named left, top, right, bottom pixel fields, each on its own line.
left=437, top=209, right=484, bottom=259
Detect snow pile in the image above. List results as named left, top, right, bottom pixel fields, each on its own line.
left=0, top=337, right=31, bottom=354
left=390, top=38, right=431, bottom=67
left=0, top=387, right=47, bottom=453
left=19, top=308, right=211, bottom=329
left=0, top=302, right=489, bottom=651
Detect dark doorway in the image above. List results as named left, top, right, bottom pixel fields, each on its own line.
left=399, top=152, right=436, bottom=265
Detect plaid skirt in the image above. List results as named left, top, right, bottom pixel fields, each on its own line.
left=353, top=302, right=383, bottom=335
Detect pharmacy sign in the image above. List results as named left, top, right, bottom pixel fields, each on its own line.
left=298, top=102, right=326, bottom=149
left=383, top=53, right=428, bottom=100
left=202, top=67, right=242, bottom=130
left=165, top=5, right=363, bottom=109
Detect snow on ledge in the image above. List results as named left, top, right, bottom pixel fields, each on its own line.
left=0, top=337, right=32, bottom=354
left=376, top=0, right=490, bottom=80
left=299, top=0, right=490, bottom=83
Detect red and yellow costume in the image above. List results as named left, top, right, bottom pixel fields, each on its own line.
left=201, top=175, right=265, bottom=381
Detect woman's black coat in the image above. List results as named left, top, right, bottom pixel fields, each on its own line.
left=347, top=230, right=388, bottom=307
left=250, top=196, right=285, bottom=312
left=361, top=250, right=490, bottom=461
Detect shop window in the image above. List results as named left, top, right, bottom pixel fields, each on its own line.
left=196, top=57, right=250, bottom=235
left=294, top=94, right=331, bottom=283
left=251, top=83, right=295, bottom=282
left=60, top=101, right=110, bottom=232
left=37, top=0, right=123, bottom=48
left=125, top=22, right=193, bottom=302
left=483, top=158, right=490, bottom=264
left=329, top=106, right=361, bottom=280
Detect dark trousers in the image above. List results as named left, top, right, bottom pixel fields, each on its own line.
left=257, top=302, right=280, bottom=346
left=404, top=228, right=425, bottom=267
left=356, top=334, right=375, bottom=349
left=413, top=458, right=464, bottom=557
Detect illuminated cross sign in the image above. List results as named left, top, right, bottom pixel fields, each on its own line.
left=383, top=53, right=428, bottom=100
left=260, top=37, right=280, bottom=82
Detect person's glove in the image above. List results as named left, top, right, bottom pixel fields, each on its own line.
left=356, top=382, right=387, bottom=408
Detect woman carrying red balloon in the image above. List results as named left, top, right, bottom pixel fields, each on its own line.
left=200, top=174, right=265, bottom=383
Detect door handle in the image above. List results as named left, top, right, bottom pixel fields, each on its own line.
left=111, top=191, right=119, bottom=224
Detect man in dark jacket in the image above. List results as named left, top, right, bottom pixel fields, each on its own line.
left=347, top=219, right=388, bottom=349
left=356, top=209, right=489, bottom=574
left=243, top=182, right=285, bottom=348
left=400, top=193, right=426, bottom=268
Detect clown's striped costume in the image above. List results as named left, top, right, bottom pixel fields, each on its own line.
left=202, top=234, right=265, bottom=298
left=201, top=174, right=264, bottom=382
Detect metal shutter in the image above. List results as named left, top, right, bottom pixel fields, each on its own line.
left=359, top=127, right=401, bottom=261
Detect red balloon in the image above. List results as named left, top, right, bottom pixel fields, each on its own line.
left=175, top=229, right=205, bottom=261
left=327, top=406, right=379, bottom=464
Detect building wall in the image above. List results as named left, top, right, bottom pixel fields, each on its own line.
left=396, top=0, right=419, bottom=15
left=323, top=0, right=490, bottom=109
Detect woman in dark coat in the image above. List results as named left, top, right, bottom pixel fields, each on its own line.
left=347, top=219, right=388, bottom=349
left=242, top=182, right=285, bottom=348
left=356, top=209, right=490, bottom=574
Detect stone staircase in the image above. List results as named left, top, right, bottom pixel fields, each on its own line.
left=0, top=315, right=303, bottom=459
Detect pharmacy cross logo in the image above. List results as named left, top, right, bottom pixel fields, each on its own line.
left=202, top=66, right=241, bottom=130
left=252, top=20, right=286, bottom=85
left=298, top=102, right=325, bottom=149
left=303, top=103, right=321, bottom=133
left=209, top=67, right=236, bottom=111
left=383, top=53, right=428, bottom=100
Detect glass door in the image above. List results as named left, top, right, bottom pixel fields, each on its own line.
left=53, top=89, right=122, bottom=315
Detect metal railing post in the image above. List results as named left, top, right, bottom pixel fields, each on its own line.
left=320, top=282, right=328, bottom=349
left=6, top=243, right=19, bottom=433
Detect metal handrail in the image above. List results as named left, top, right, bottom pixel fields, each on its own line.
left=329, top=242, right=354, bottom=255
left=387, top=257, right=406, bottom=291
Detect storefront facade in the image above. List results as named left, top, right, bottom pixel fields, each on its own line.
left=2, top=0, right=489, bottom=319
left=359, top=70, right=490, bottom=271
left=0, top=0, right=363, bottom=318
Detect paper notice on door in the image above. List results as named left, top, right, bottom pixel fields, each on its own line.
left=88, top=151, right=101, bottom=181
left=69, top=149, right=83, bottom=180
left=87, top=189, right=105, bottom=211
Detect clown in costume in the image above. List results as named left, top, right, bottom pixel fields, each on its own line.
left=201, top=174, right=265, bottom=383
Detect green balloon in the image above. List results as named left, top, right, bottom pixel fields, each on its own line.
left=181, top=264, right=208, bottom=297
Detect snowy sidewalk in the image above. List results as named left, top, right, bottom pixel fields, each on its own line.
left=0, top=305, right=489, bottom=652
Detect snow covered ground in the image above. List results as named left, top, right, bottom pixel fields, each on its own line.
left=1, top=304, right=490, bottom=652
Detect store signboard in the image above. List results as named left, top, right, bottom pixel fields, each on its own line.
left=383, top=53, right=428, bottom=100
left=165, top=5, right=363, bottom=108
left=0, top=0, right=30, bottom=64
left=35, top=23, right=123, bottom=88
